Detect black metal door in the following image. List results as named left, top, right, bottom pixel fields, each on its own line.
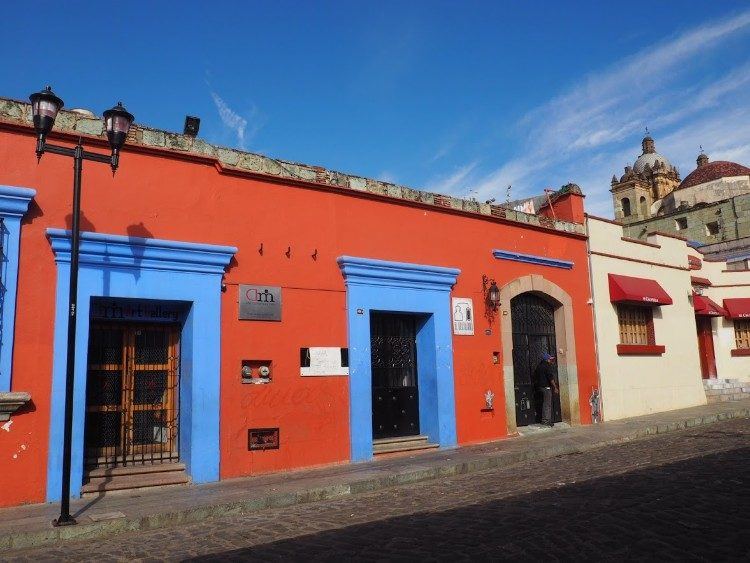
left=511, top=293, right=562, bottom=426
left=371, top=313, right=420, bottom=439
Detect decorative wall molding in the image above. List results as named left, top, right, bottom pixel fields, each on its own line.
left=492, top=249, right=574, bottom=270
left=46, top=229, right=237, bottom=274
left=0, top=391, right=31, bottom=421
left=0, top=185, right=36, bottom=216
left=337, top=256, right=459, bottom=290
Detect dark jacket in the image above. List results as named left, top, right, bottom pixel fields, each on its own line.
left=533, top=360, right=556, bottom=389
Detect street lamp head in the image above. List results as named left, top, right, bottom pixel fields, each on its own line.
left=29, top=86, right=64, bottom=150
left=103, top=102, right=134, bottom=171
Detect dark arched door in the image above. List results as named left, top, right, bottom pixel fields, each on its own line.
left=511, top=293, right=562, bottom=426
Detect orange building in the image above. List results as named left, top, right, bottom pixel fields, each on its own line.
left=0, top=96, right=598, bottom=508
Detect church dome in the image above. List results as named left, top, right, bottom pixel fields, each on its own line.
left=679, top=160, right=750, bottom=190
left=633, top=152, right=672, bottom=173
left=632, top=134, right=673, bottom=174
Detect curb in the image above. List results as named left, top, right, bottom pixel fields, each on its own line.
left=4, top=405, right=749, bottom=550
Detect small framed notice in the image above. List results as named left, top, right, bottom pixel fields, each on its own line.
left=452, top=297, right=475, bottom=335
left=300, top=347, right=349, bottom=376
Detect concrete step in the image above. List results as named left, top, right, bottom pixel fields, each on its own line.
left=703, top=380, right=749, bottom=390
left=704, top=388, right=749, bottom=396
left=82, top=463, right=189, bottom=495
left=373, top=435, right=438, bottom=455
left=86, top=462, right=186, bottom=479
left=706, top=392, right=750, bottom=404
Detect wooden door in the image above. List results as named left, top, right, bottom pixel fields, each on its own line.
left=696, top=317, right=717, bottom=379
left=84, top=323, right=180, bottom=469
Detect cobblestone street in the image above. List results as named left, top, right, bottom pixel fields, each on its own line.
left=6, top=417, right=749, bottom=561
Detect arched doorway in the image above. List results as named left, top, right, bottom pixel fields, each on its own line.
left=497, top=274, right=581, bottom=435
left=511, top=293, right=562, bottom=426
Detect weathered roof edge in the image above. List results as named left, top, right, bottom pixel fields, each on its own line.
left=0, top=96, right=585, bottom=236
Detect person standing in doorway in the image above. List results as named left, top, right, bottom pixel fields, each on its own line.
left=534, top=352, right=559, bottom=427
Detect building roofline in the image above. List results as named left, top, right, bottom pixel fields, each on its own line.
left=0, top=102, right=588, bottom=240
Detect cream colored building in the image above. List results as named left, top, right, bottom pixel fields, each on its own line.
left=687, top=249, right=750, bottom=383
left=587, top=216, right=707, bottom=420
left=588, top=214, right=750, bottom=420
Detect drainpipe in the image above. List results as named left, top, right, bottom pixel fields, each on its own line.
left=584, top=217, right=604, bottom=422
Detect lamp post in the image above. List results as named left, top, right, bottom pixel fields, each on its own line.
left=29, top=86, right=134, bottom=527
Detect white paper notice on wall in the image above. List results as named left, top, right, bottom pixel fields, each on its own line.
left=300, top=347, right=349, bottom=376
left=452, top=297, right=475, bottom=335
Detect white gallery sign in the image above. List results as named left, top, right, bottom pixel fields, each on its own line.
left=300, top=347, right=349, bottom=376
left=452, top=297, right=475, bottom=335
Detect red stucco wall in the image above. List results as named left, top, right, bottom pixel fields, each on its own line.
left=0, top=125, right=597, bottom=507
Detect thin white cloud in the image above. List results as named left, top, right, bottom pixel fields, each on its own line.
left=210, top=91, right=249, bottom=150
left=378, top=170, right=398, bottom=183
left=426, top=162, right=479, bottom=195
left=430, top=143, right=452, bottom=162
left=454, top=9, right=750, bottom=207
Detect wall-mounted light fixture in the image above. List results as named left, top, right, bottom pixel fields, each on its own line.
left=482, top=275, right=501, bottom=311
left=183, top=115, right=200, bottom=137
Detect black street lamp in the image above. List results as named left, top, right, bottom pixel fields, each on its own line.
left=29, top=86, right=134, bottom=527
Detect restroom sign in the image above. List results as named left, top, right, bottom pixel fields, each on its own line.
left=452, top=297, right=474, bottom=335
left=239, top=285, right=282, bottom=321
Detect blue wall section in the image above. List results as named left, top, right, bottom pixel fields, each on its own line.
left=45, top=229, right=236, bottom=501
left=338, top=256, right=459, bottom=461
left=0, top=185, right=36, bottom=392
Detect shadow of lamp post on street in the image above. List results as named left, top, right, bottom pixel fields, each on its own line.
left=29, top=86, right=134, bottom=527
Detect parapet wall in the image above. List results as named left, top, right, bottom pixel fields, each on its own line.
left=0, top=97, right=585, bottom=236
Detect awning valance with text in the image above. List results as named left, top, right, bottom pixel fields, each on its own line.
left=608, top=273, right=673, bottom=306
left=723, top=298, right=750, bottom=319
left=693, top=294, right=726, bottom=317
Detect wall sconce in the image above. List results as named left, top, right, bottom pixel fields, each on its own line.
left=482, top=275, right=501, bottom=311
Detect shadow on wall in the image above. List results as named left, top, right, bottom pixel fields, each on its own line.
left=65, top=211, right=96, bottom=233
left=21, top=199, right=44, bottom=226
left=122, top=222, right=155, bottom=285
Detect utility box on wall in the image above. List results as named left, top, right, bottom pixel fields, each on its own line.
left=241, top=359, right=272, bottom=384
left=248, top=428, right=279, bottom=450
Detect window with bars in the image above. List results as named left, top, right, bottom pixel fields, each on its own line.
left=733, top=319, right=750, bottom=349
left=617, top=304, right=654, bottom=345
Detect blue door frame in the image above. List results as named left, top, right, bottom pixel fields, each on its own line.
left=338, top=256, right=460, bottom=461
left=46, top=229, right=236, bottom=501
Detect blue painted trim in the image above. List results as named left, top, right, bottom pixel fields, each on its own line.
left=0, top=185, right=36, bottom=392
left=492, top=249, right=574, bottom=270
left=338, top=256, right=459, bottom=290
left=338, top=256, right=459, bottom=462
left=46, top=230, right=235, bottom=501
left=0, top=185, right=37, bottom=217
left=46, top=229, right=237, bottom=274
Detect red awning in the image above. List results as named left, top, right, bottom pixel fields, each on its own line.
left=693, top=293, right=726, bottom=317
left=723, top=298, right=750, bottom=319
left=608, top=274, right=673, bottom=306
left=691, top=276, right=712, bottom=287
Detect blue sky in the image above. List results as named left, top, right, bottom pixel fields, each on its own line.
left=3, top=1, right=750, bottom=215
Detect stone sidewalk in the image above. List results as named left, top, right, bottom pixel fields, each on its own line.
left=1, top=399, right=748, bottom=551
